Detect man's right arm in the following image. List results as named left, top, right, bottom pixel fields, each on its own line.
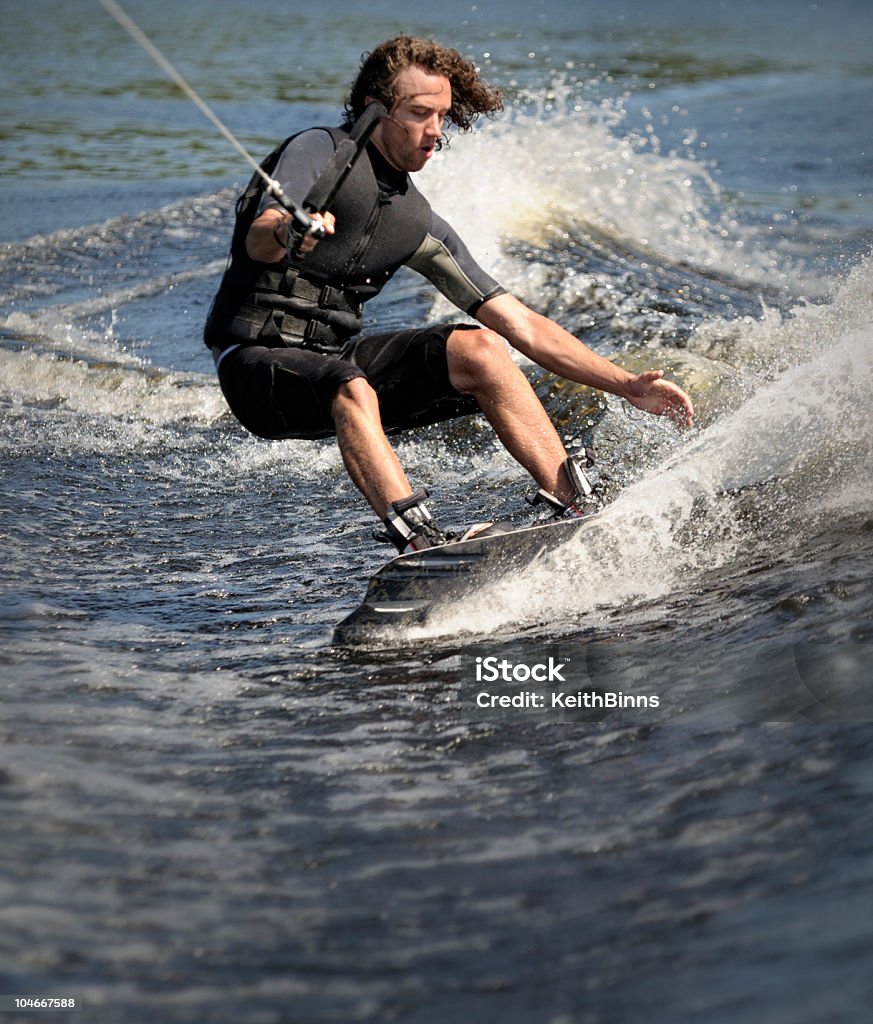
left=246, top=207, right=296, bottom=262
left=245, top=128, right=336, bottom=262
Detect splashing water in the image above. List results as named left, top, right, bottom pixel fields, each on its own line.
left=419, top=80, right=809, bottom=303
left=416, top=258, right=873, bottom=640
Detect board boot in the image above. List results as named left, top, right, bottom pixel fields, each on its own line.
left=526, top=449, right=600, bottom=518
left=377, top=490, right=504, bottom=554
left=378, top=490, right=451, bottom=554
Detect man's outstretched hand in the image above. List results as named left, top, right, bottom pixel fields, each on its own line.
left=624, top=370, right=694, bottom=428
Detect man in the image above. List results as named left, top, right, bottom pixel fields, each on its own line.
left=204, top=36, right=693, bottom=553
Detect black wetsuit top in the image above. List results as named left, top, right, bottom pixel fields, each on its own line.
left=204, top=126, right=506, bottom=353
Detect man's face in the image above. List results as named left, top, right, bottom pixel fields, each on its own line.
left=370, top=65, right=452, bottom=173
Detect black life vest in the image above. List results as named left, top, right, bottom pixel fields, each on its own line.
left=204, top=126, right=433, bottom=353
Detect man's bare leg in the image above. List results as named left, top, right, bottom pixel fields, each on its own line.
left=447, top=328, right=577, bottom=505
left=332, top=335, right=579, bottom=525
left=331, top=377, right=412, bottom=515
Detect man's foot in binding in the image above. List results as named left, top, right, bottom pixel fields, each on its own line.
left=377, top=489, right=499, bottom=554
left=526, top=449, right=601, bottom=519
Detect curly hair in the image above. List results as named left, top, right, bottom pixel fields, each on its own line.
left=344, top=36, right=503, bottom=132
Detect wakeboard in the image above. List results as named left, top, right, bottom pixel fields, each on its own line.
left=333, top=514, right=595, bottom=644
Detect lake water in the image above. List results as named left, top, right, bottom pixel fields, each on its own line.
left=1, top=0, right=872, bottom=1020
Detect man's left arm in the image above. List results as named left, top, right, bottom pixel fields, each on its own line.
left=477, top=292, right=694, bottom=427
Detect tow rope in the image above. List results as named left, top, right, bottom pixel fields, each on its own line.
left=98, top=0, right=384, bottom=247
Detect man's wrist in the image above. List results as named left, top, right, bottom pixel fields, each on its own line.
left=272, top=219, right=288, bottom=249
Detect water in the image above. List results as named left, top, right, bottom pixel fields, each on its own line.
left=2, top=0, right=872, bottom=1020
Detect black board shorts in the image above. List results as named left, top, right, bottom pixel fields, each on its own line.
left=213, top=323, right=482, bottom=440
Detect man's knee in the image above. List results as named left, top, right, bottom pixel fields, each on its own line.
left=447, top=327, right=514, bottom=391
left=332, top=375, right=379, bottom=421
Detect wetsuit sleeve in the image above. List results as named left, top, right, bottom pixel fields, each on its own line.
left=257, top=129, right=336, bottom=215
left=405, top=211, right=506, bottom=316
